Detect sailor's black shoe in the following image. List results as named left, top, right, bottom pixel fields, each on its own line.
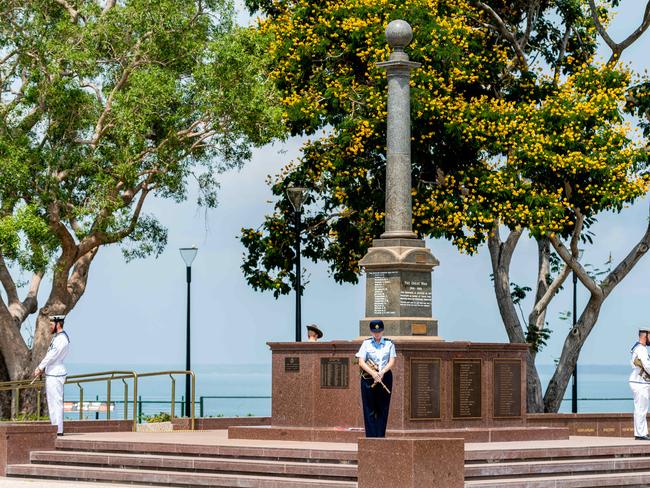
left=634, top=435, right=650, bottom=440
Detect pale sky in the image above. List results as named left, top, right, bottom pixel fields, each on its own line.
left=27, top=3, right=650, bottom=372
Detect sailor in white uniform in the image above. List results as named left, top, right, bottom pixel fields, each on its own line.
left=629, top=328, right=650, bottom=440
left=34, top=315, right=70, bottom=436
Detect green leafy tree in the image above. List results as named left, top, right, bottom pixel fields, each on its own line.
left=0, top=0, right=284, bottom=416
left=241, top=0, right=650, bottom=412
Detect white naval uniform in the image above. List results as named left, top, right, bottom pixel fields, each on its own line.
left=38, top=331, right=70, bottom=434
left=629, top=342, right=650, bottom=437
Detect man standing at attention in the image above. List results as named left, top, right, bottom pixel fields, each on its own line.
left=630, top=328, right=650, bottom=440
left=34, top=315, right=70, bottom=436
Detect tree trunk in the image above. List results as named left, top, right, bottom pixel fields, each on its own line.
left=543, top=295, right=603, bottom=412
left=487, top=227, right=545, bottom=412
left=525, top=352, right=544, bottom=413
left=0, top=349, right=10, bottom=419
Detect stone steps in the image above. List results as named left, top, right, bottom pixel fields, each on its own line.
left=465, top=470, right=650, bottom=487
left=9, top=435, right=650, bottom=486
left=28, top=450, right=357, bottom=479
left=54, top=437, right=357, bottom=463
left=6, top=464, right=356, bottom=487
left=466, top=455, right=650, bottom=478
left=465, top=442, right=650, bottom=487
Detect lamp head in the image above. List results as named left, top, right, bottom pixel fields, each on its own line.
left=286, top=186, right=308, bottom=212
left=179, top=246, right=198, bottom=267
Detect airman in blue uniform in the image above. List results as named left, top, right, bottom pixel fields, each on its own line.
left=356, top=319, right=396, bottom=437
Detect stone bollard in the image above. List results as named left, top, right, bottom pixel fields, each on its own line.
left=357, top=437, right=464, bottom=488
left=0, top=422, right=56, bottom=475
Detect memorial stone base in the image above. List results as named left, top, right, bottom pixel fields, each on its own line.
left=359, top=239, right=440, bottom=338
left=228, top=339, right=569, bottom=443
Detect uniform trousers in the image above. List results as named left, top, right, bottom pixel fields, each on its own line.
left=45, top=375, right=66, bottom=434
left=360, top=371, right=392, bottom=438
left=630, top=381, right=650, bottom=437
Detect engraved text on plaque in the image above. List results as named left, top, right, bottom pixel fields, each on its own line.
left=493, top=359, right=522, bottom=418
left=284, top=357, right=300, bottom=372
left=453, top=359, right=482, bottom=419
left=409, top=358, right=441, bottom=420
left=320, top=358, right=349, bottom=389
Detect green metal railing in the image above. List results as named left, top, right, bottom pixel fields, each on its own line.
left=198, top=395, right=270, bottom=417
left=0, top=369, right=195, bottom=431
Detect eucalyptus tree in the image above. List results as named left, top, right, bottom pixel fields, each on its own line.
left=0, top=0, right=284, bottom=415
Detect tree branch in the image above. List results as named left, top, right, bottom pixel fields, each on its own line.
left=488, top=224, right=527, bottom=343
left=588, top=0, right=650, bottom=64
left=68, top=247, right=98, bottom=307
left=520, top=1, right=539, bottom=51
left=554, top=23, right=572, bottom=83
left=473, top=1, right=528, bottom=70
left=600, top=217, right=650, bottom=297
left=78, top=185, right=150, bottom=255
left=8, top=272, right=42, bottom=324
left=0, top=254, right=19, bottom=305
left=529, top=260, right=570, bottom=327
left=549, top=234, right=601, bottom=297
left=102, top=0, right=116, bottom=15
left=53, top=0, right=79, bottom=23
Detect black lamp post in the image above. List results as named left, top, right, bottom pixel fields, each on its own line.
left=571, top=270, right=578, bottom=413
left=179, top=246, right=198, bottom=417
left=287, top=187, right=307, bottom=342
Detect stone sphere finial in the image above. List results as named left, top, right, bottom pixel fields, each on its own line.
left=385, top=20, right=413, bottom=50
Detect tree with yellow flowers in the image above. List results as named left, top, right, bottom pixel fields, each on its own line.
left=241, top=0, right=650, bottom=412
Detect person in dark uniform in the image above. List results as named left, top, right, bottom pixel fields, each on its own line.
left=356, top=319, right=396, bottom=437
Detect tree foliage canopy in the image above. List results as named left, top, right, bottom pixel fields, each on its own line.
left=0, top=0, right=284, bottom=382
left=0, top=0, right=284, bottom=273
left=240, top=0, right=649, bottom=297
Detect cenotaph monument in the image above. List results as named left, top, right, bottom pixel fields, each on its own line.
left=229, top=21, right=566, bottom=443
left=359, top=20, right=439, bottom=338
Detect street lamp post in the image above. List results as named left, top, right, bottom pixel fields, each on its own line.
left=572, top=270, right=578, bottom=413
left=287, top=187, right=307, bottom=342
left=179, top=246, right=198, bottom=417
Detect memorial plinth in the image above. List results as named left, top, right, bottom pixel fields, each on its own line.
left=228, top=340, right=567, bottom=442
left=267, top=340, right=526, bottom=430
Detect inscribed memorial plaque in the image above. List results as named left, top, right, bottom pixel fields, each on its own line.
left=320, top=358, right=349, bottom=389
left=399, top=272, right=432, bottom=317
left=284, top=357, right=300, bottom=372
left=493, top=359, right=522, bottom=418
left=409, top=358, right=441, bottom=420
left=452, top=359, right=482, bottom=419
left=366, top=271, right=399, bottom=316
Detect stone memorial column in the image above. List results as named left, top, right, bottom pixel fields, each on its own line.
left=359, top=20, right=440, bottom=338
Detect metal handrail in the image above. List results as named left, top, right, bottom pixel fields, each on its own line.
left=0, top=369, right=196, bottom=431
left=136, top=370, right=196, bottom=430
left=0, top=378, right=45, bottom=418
left=64, top=371, right=138, bottom=431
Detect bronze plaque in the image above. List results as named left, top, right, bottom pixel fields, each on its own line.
left=409, top=358, right=441, bottom=420
left=411, top=323, right=427, bottom=335
left=453, top=359, right=482, bottom=419
left=320, top=358, right=349, bottom=389
left=493, top=359, right=522, bottom=418
left=284, top=357, right=300, bottom=372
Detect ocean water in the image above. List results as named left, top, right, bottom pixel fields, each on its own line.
left=62, top=363, right=271, bottom=421
left=538, top=363, right=634, bottom=414
left=61, top=362, right=634, bottom=421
